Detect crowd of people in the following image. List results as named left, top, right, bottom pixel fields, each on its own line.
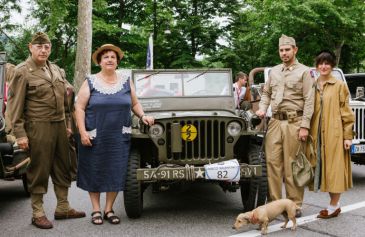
left=3, top=31, right=354, bottom=229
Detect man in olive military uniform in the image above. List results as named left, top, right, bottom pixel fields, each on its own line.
left=256, top=35, right=314, bottom=217
left=7, top=32, right=85, bottom=229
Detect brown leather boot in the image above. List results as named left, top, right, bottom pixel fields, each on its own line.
left=54, top=208, right=86, bottom=220
left=31, top=216, right=53, bottom=229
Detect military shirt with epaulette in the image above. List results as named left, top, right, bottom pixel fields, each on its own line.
left=259, top=61, right=315, bottom=128
left=7, top=57, right=67, bottom=138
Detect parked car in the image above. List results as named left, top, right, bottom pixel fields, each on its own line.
left=344, top=73, right=365, bottom=164
left=344, top=73, right=365, bottom=100
left=123, top=68, right=267, bottom=218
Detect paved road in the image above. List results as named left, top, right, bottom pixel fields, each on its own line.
left=0, top=164, right=364, bottom=237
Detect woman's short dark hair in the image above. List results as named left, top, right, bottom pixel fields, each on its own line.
left=96, top=49, right=121, bottom=64
left=315, top=50, right=336, bottom=68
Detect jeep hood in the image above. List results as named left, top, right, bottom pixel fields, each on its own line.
left=139, top=97, right=235, bottom=114
left=144, top=110, right=239, bottom=120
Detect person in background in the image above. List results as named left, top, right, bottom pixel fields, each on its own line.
left=7, top=32, right=85, bottom=229
left=310, top=50, right=355, bottom=219
left=75, top=44, right=154, bottom=225
left=256, top=34, right=315, bottom=217
left=233, top=72, right=248, bottom=109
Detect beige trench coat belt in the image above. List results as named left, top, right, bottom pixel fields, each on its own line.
left=272, top=110, right=303, bottom=121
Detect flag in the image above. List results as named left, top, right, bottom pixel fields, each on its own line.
left=146, top=33, right=153, bottom=69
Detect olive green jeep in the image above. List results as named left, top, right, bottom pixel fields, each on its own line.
left=124, top=68, right=267, bottom=218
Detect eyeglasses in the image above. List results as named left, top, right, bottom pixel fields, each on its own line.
left=32, top=44, right=51, bottom=51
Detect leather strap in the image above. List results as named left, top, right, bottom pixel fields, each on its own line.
left=272, top=110, right=303, bottom=120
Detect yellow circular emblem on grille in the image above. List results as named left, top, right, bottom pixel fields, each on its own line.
left=181, top=124, right=197, bottom=141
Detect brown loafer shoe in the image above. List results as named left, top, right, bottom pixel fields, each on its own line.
left=54, top=208, right=86, bottom=220
left=317, top=208, right=341, bottom=219
left=32, top=216, right=53, bottom=229
left=319, top=209, right=327, bottom=215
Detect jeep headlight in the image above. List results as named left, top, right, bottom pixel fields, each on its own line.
left=149, top=124, right=164, bottom=138
left=227, top=121, right=241, bottom=136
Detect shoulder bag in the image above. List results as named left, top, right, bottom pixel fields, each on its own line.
left=292, top=138, right=314, bottom=187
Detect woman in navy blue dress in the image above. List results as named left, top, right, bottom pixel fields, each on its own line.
left=75, top=44, right=154, bottom=225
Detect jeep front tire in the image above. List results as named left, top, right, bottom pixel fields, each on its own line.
left=124, top=148, right=143, bottom=218
left=240, top=144, right=268, bottom=211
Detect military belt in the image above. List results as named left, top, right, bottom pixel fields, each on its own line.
left=272, top=110, right=303, bottom=121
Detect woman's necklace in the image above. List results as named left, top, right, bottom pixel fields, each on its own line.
left=99, top=72, right=117, bottom=84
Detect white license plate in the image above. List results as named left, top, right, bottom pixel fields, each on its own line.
left=351, top=144, right=365, bottom=154
left=204, top=159, right=240, bottom=182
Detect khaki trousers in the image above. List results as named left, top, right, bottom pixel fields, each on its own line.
left=25, top=121, right=72, bottom=217
left=265, top=118, right=304, bottom=206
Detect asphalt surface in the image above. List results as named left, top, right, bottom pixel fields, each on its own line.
left=0, top=164, right=364, bottom=237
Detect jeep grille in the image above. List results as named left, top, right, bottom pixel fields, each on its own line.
left=353, top=107, right=365, bottom=142
left=166, top=120, right=226, bottom=160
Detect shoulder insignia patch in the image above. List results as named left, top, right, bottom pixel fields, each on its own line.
left=310, top=69, right=315, bottom=78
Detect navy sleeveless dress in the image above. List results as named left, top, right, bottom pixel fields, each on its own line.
left=77, top=72, right=131, bottom=192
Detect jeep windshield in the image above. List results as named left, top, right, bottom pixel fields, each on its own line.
left=134, top=71, right=232, bottom=98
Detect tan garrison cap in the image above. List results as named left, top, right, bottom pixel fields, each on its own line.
left=279, top=34, right=296, bottom=47
left=92, top=44, right=124, bottom=65
left=30, top=32, right=51, bottom=44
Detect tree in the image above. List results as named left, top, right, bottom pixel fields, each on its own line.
left=3, top=0, right=364, bottom=75
left=214, top=0, right=365, bottom=74
left=0, top=0, right=21, bottom=51
left=28, top=0, right=79, bottom=81
left=74, top=0, right=92, bottom=92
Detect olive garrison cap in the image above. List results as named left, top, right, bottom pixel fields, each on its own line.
left=279, top=34, right=296, bottom=47
left=30, top=32, right=51, bottom=44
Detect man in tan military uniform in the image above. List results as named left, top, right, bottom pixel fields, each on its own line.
left=256, top=35, right=314, bottom=217
left=7, top=32, right=85, bottom=229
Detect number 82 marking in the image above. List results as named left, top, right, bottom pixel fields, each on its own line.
left=217, top=170, right=228, bottom=179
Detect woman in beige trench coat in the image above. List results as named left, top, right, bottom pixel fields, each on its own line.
left=309, top=50, right=355, bottom=219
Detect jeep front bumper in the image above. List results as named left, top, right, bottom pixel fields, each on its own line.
left=136, top=164, right=262, bottom=181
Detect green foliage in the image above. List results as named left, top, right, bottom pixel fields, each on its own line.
left=0, top=0, right=21, bottom=51
left=0, top=0, right=21, bottom=30
left=220, top=0, right=365, bottom=73
left=27, top=0, right=79, bottom=82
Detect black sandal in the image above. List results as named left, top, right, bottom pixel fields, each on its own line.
left=91, top=211, right=103, bottom=225
left=104, top=210, right=120, bottom=224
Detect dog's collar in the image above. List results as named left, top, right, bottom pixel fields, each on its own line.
left=249, top=211, right=259, bottom=224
